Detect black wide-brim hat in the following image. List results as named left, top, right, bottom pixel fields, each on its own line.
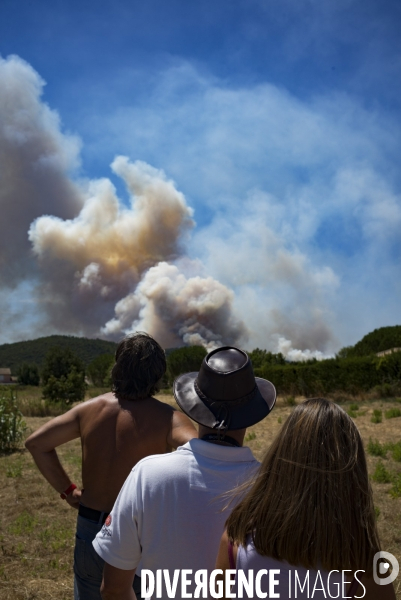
left=173, top=346, right=276, bottom=430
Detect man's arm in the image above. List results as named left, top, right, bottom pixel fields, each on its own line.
left=167, top=410, right=197, bottom=449
left=101, top=563, right=136, bottom=600
left=25, top=405, right=82, bottom=508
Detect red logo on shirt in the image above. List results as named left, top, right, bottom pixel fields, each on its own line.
left=105, top=515, right=112, bottom=527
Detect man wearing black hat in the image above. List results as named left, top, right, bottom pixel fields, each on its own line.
left=93, top=346, right=276, bottom=600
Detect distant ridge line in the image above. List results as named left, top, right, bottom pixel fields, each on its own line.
left=0, top=335, right=118, bottom=373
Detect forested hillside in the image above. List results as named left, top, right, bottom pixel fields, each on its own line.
left=338, top=325, right=401, bottom=358
left=0, top=336, right=118, bottom=373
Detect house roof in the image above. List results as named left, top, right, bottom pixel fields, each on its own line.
left=0, top=368, right=11, bottom=375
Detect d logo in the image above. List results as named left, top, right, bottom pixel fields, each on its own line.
left=373, top=551, right=399, bottom=586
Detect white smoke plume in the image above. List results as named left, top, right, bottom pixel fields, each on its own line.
left=29, top=158, right=193, bottom=286
left=103, top=262, right=248, bottom=349
left=28, top=158, right=200, bottom=334
left=27, top=151, right=246, bottom=346
left=275, top=336, right=333, bottom=362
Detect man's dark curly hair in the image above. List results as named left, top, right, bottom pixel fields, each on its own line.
left=111, top=332, right=166, bottom=400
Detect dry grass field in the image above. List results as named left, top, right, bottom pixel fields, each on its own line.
left=0, top=391, right=400, bottom=599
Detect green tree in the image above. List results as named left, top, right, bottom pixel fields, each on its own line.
left=87, top=353, right=114, bottom=387
left=166, top=346, right=207, bottom=386
left=336, top=346, right=353, bottom=359
left=42, top=347, right=86, bottom=403
left=17, top=363, right=40, bottom=386
left=248, top=348, right=286, bottom=368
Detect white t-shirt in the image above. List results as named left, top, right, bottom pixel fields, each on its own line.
left=93, top=439, right=258, bottom=588
left=236, top=538, right=349, bottom=599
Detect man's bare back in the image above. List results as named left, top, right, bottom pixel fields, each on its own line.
left=25, top=392, right=197, bottom=512
left=81, top=392, right=195, bottom=510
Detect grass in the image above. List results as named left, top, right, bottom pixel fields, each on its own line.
left=367, top=438, right=389, bottom=458
left=371, top=409, right=383, bottom=424
left=285, top=396, right=297, bottom=406
left=385, top=408, right=401, bottom=419
left=5, top=460, right=23, bottom=478
left=390, top=474, right=401, bottom=499
left=12, top=385, right=112, bottom=418
left=372, top=461, right=393, bottom=484
left=392, top=441, right=401, bottom=462
left=0, top=392, right=400, bottom=599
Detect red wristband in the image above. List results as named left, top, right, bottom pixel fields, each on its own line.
left=60, top=483, right=77, bottom=499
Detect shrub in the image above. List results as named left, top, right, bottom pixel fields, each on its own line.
left=367, top=438, right=387, bottom=457
left=17, top=363, right=40, bottom=386
left=42, top=347, right=86, bottom=403
left=43, top=369, right=86, bottom=404
left=373, top=383, right=398, bottom=398
left=0, top=391, right=27, bottom=452
left=347, top=409, right=358, bottom=418
left=244, top=431, right=256, bottom=442
left=372, top=461, right=392, bottom=484
left=349, top=403, right=359, bottom=411
left=371, top=410, right=382, bottom=424
left=285, top=396, right=296, bottom=407
left=385, top=408, right=401, bottom=419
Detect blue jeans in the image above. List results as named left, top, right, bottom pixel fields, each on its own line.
left=74, top=514, right=142, bottom=600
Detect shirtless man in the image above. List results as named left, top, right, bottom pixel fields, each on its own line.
left=25, top=332, right=197, bottom=600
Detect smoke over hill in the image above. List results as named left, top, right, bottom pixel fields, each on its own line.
left=1, top=56, right=247, bottom=350
left=0, top=55, right=341, bottom=358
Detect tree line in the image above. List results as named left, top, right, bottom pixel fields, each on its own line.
left=6, top=324, right=401, bottom=403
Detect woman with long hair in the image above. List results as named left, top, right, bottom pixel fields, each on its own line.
left=216, top=398, right=396, bottom=599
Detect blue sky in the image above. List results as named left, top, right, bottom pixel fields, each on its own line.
left=1, top=0, right=400, bottom=356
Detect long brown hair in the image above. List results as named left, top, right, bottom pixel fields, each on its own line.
left=226, top=398, right=380, bottom=574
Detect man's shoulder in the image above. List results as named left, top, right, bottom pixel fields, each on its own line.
left=135, top=443, right=192, bottom=470
left=81, top=391, right=116, bottom=407
left=76, top=393, right=118, bottom=423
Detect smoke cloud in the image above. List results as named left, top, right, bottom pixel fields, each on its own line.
left=193, top=200, right=339, bottom=357
left=28, top=157, right=246, bottom=346
left=0, top=55, right=82, bottom=285
left=103, top=261, right=248, bottom=350
left=0, top=55, right=347, bottom=358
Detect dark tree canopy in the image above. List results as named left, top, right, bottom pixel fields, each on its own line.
left=347, top=326, right=401, bottom=357
left=42, top=347, right=86, bottom=403
left=166, top=346, right=207, bottom=386
left=87, top=353, right=114, bottom=387
left=17, top=363, right=40, bottom=386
